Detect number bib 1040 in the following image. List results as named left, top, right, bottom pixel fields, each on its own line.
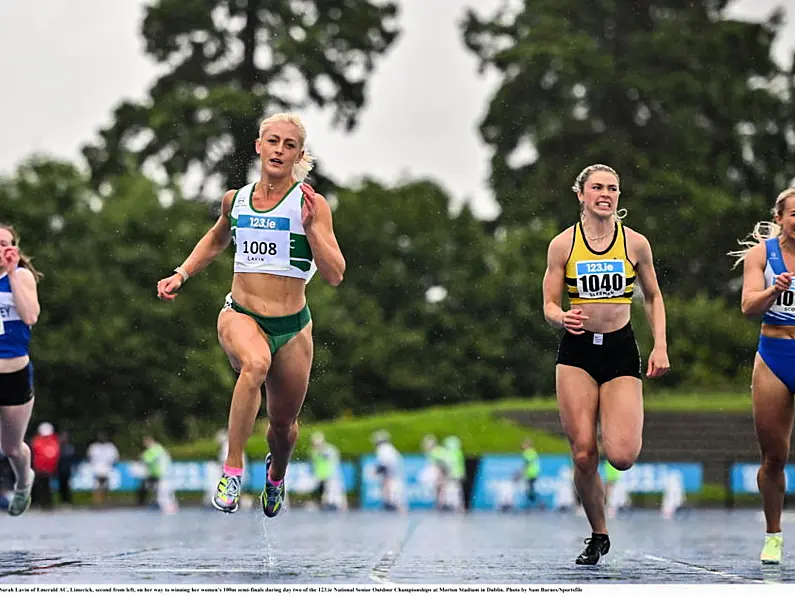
left=575, top=259, right=626, bottom=299
left=235, top=215, right=291, bottom=270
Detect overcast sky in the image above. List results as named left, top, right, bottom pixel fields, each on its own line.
left=0, top=0, right=792, bottom=218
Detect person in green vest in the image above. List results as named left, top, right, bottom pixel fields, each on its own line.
left=442, top=436, right=465, bottom=512
left=138, top=436, right=177, bottom=513
left=520, top=438, right=541, bottom=509
left=310, top=432, right=342, bottom=510
left=421, top=435, right=449, bottom=509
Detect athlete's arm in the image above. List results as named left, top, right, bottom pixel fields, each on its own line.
left=1, top=247, right=39, bottom=325
left=631, top=231, right=670, bottom=377
left=7, top=266, right=39, bottom=326
left=177, top=190, right=235, bottom=278
left=156, top=190, right=235, bottom=301
left=741, top=242, right=790, bottom=317
left=542, top=235, right=568, bottom=329
left=542, top=230, right=587, bottom=334
left=301, top=183, right=345, bottom=287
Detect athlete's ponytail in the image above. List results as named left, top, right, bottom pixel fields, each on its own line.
left=292, top=147, right=315, bottom=182
left=728, top=188, right=795, bottom=268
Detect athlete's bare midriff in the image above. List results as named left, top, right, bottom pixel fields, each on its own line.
left=574, top=302, right=631, bottom=334
left=231, top=272, right=307, bottom=317
left=761, top=323, right=795, bottom=340
left=0, top=355, right=29, bottom=374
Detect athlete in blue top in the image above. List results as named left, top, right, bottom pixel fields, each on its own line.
left=0, top=224, right=41, bottom=516
left=732, top=187, right=795, bottom=565
left=156, top=113, right=345, bottom=518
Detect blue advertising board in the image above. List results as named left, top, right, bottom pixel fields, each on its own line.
left=470, top=455, right=703, bottom=511
left=248, top=460, right=357, bottom=494
left=731, top=463, right=795, bottom=494
left=68, top=459, right=357, bottom=494
left=619, top=462, right=703, bottom=493
left=470, top=454, right=572, bottom=511
left=359, top=454, right=437, bottom=510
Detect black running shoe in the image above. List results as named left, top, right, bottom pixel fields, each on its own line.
left=576, top=534, right=610, bottom=565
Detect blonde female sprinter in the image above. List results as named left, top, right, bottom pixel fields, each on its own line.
left=157, top=113, right=345, bottom=517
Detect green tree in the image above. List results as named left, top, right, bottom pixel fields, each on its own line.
left=463, top=0, right=795, bottom=296
left=461, top=224, right=562, bottom=398
left=305, top=179, right=505, bottom=416
left=83, top=0, right=400, bottom=194
left=632, top=294, right=757, bottom=391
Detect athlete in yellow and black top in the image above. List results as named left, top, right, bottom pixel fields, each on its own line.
left=557, top=219, right=641, bottom=384
left=564, top=221, right=636, bottom=305
left=542, top=164, right=670, bottom=566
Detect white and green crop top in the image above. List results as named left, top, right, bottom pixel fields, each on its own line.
left=229, top=182, right=316, bottom=281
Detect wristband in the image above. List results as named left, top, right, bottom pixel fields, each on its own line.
left=174, top=267, right=190, bottom=283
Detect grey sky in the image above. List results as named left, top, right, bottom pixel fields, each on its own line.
left=0, top=0, right=792, bottom=218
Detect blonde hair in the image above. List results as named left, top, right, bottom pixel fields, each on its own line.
left=258, top=112, right=314, bottom=181
left=0, top=223, right=43, bottom=282
left=572, top=164, right=627, bottom=221
left=729, top=187, right=795, bottom=267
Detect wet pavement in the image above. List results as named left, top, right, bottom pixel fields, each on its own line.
left=0, top=508, right=792, bottom=584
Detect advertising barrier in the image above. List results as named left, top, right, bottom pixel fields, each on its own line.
left=470, top=455, right=703, bottom=511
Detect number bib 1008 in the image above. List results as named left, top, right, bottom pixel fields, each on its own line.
left=575, top=259, right=626, bottom=299
left=235, top=215, right=291, bottom=270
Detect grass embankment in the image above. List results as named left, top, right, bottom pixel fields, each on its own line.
left=171, top=399, right=569, bottom=460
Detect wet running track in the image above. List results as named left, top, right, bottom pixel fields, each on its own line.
left=0, top=508, right=791, bottom=585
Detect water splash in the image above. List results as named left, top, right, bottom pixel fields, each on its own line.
left=259, top=512, right=276, bottom=570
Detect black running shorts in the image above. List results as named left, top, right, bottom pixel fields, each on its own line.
left=556, top=323, right=642, bottom=385
left=0, top=363, right=34, bottom=407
